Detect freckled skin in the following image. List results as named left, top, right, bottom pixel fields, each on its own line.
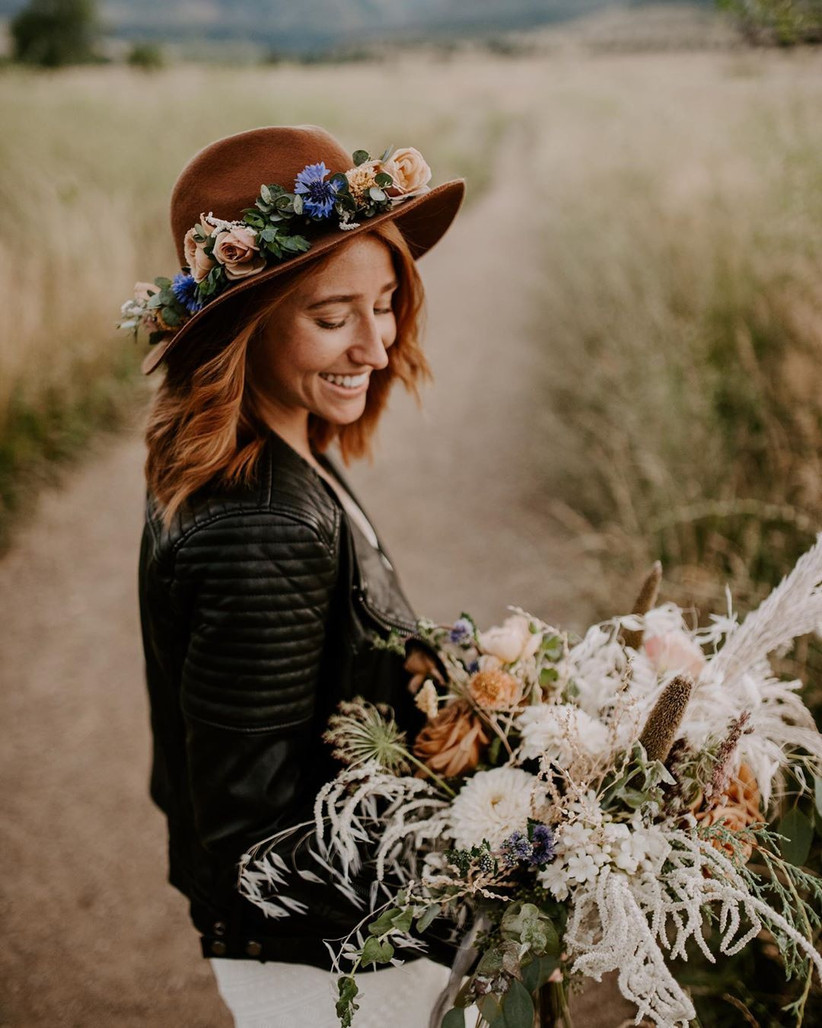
left=248, top=235, right=398, bottom=462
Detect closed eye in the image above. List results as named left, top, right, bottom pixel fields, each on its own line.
left=316, top=307, right=393, bottom=330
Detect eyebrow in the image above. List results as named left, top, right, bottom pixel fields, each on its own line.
left=306, top=280, right=397, bottom=309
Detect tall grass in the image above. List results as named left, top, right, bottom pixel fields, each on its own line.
left=527, top=52, right=822, bottom=617
left=0, top=58, right=508, bottom=545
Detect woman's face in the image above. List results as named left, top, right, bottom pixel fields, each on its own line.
left=250, top=234, right=398, bottom=440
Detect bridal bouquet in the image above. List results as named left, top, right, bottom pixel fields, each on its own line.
left=239, top=538, right=822, bottom=1028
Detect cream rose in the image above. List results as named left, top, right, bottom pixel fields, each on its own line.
left=385, top=147, right=431, bottom=197
left=478, top=614, right=542, bottom=665
left=183, top=227, right=216, bottom=283
left=211, top=226, right=265, bottom=281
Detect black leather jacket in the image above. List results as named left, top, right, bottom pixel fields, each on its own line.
left=138, top=430, right=429, bottom=968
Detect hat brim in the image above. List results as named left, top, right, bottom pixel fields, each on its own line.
left=141, top=177, right=466, bottom=375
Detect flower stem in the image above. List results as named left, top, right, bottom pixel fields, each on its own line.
left=405, top=751, right=457, bottom=798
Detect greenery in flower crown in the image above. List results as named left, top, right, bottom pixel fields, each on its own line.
left=118, top=145, right=431, bottom=347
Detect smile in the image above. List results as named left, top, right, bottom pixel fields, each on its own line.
left=319, top=372, right=369, bottom=390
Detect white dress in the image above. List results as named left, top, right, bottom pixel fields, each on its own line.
left=210, top=954, right=462, bottom=1028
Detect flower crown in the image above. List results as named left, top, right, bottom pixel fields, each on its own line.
left=118, top=145, right=432, bottom=344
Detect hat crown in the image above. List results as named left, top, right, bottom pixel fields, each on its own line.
left=170, top=125, right=351, bottom=266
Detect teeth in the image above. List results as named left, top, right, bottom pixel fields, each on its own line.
left=320, top=372, right=368, bottom=388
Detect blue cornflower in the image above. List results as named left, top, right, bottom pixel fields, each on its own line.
left=528, top=824, right=556, bottom=867
left=172, top=272, right=204, bottom=314
left=501, top=830, right=532, bottom=868
left=449, top=618, right=474, bottom=645
left=294, top=162, right=340, bottom=219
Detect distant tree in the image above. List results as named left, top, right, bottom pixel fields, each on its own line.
left=719, top=0, right=822, bottom=44
left=127, top=42, right=165, bottom=70
left=10, top=0, right=100, bottom=67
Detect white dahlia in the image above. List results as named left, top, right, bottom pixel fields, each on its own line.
left=517, top=704, right=609, bottom=766
left=448, top=767, right=539, bottom=849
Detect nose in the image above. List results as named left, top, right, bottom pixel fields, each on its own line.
left=349, top=312, right=391, bottom=370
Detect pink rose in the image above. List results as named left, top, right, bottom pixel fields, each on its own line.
left=644, top=631, right=705, bottom=678
left=211, top=225, right=265, bottom=280
left=384, top=147, right=431, bottom=198
left=183, top=227, right=216, bottom=283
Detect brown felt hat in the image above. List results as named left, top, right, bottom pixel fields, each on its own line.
left=141, top=124, right=466, bottom=374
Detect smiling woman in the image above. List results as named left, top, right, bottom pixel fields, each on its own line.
left=134, top=125, right=466, bottom=1026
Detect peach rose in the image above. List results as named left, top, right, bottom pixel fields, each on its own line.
left=644, top=630, right=705, bottom=678
left=413, top=700, right=490, bottom=778
left=183, top=227, right=216, bottom=283
left=468, top=669, right=522, bottom=711
left=385, top=147, right=431, bottom=197
left=211, top=226, right=265, bottom=281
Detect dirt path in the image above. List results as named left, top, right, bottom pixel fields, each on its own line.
left=0, top=122, right=620, bottom=1027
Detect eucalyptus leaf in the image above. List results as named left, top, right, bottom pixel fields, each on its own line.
left=260, top=183, right=272, bottom=203
left=475, top=947, right=505, bottom=978
left=368, top=908, right=402, bottom=936
left=361, top=936, right=394, bottom=967
left=441, top=1009, right=465, bottom=1028
left=162, top=308, right=182, bottom=327
left=352, top=149, right=370, bottom=166
left=417, top=904, right=440, bottom=933
left=293, top=194, right=304, bottom=215
left=501, top=980, right=534, bottom=1028
left=477, top=994, right=503, bottom=1024
left=368, top=186, right=387, bottom=202
left=375, top=172, right=393, bottom=188
left=390, top=908, right=414, bottom=934
left=521, top=955, right=559, bottom=993
left=779, top=807, right=813, bottom=867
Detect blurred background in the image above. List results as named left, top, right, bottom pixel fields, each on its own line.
left=0, top=0, right=820, bottom=1024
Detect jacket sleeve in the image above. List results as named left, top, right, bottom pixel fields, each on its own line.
left=171, top=509, right=340, bottom=862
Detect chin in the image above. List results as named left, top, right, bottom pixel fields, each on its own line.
left=319, top=401, right=368, bottom=426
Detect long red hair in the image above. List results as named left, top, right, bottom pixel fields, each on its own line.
left=144, top=220, right=429, bottom=527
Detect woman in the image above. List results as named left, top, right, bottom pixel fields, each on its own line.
left=131, top=125, right=466, bottom=1025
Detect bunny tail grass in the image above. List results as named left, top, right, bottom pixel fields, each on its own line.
left=638, top=673, right=693, bottom=763
left=622, top=560, right=663, bottom=650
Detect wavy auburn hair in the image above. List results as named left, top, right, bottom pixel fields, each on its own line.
left=144, top=219, right=429, bottom=528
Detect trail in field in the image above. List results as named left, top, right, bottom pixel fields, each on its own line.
left=0, top=118, right=621, bottom=1026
